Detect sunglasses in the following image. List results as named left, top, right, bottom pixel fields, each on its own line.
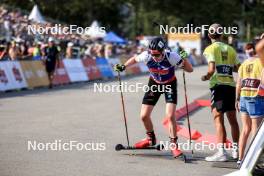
left=151, top=53, right=162, bottom=57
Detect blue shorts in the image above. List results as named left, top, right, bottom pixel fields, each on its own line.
left=240, top=96, right=264, bottom=118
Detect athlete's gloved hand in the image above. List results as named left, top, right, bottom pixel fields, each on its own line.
left=178, top=50, right=188, bottom=69
left=179, top=50, right=188, bottom=60
left=114, top=64, right=126, bottom=72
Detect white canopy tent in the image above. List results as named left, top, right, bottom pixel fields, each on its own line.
left=28, top=5, right=46, bottom=23
left=85, top=20, right=106, bottom=38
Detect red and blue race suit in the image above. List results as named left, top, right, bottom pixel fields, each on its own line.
left=135, top=51, right=183, bottom=83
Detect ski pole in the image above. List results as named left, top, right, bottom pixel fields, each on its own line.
left=182, top=70, right=194, bottom=155
left=117, top=71, right=130, bottom=147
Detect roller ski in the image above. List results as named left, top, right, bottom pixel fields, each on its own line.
left=115, top=131, right=164, bottom=151
left=115, top=143, right=164, bottom=151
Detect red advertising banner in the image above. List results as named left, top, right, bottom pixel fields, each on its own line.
left=52, top=60, right=70, bottom=85
left=82, top=57, right=102, bottom=80
left=0, top=66, right=9, bottom=84
left=0, top=63, right=10, bottom=91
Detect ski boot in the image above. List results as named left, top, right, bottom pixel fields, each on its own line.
left=134, top=131, right=156, bottom=149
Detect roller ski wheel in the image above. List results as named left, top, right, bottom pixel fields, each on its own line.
left=115, top=143, right=164, bottom=151
left=175, top=153, right=187, bottom=163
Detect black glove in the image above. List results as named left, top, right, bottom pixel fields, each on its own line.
left=179, top=50, right=188, bottom=59
left=114, top=64, right=126, bottom=72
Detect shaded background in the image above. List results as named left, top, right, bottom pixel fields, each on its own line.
left=2, top=0, right=264, bottom=40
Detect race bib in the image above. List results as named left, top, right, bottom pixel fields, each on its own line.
left=242, top=78, right=260, bottom=89
left=216, top=65, right=233, bottom=76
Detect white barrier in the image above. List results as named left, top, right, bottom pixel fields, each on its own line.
left=63, top=59, right=89, bottom=82
left=0, top=57, right=148, bottom=92
left=0, top=61, right=27, bottom=91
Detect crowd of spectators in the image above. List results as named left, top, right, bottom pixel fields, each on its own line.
left=0, top=5, right=210, bottom=67
left=0, top=5, right=139, bottom=62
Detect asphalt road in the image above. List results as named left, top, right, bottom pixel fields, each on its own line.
left=0, top=65, right=239, bottom=176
